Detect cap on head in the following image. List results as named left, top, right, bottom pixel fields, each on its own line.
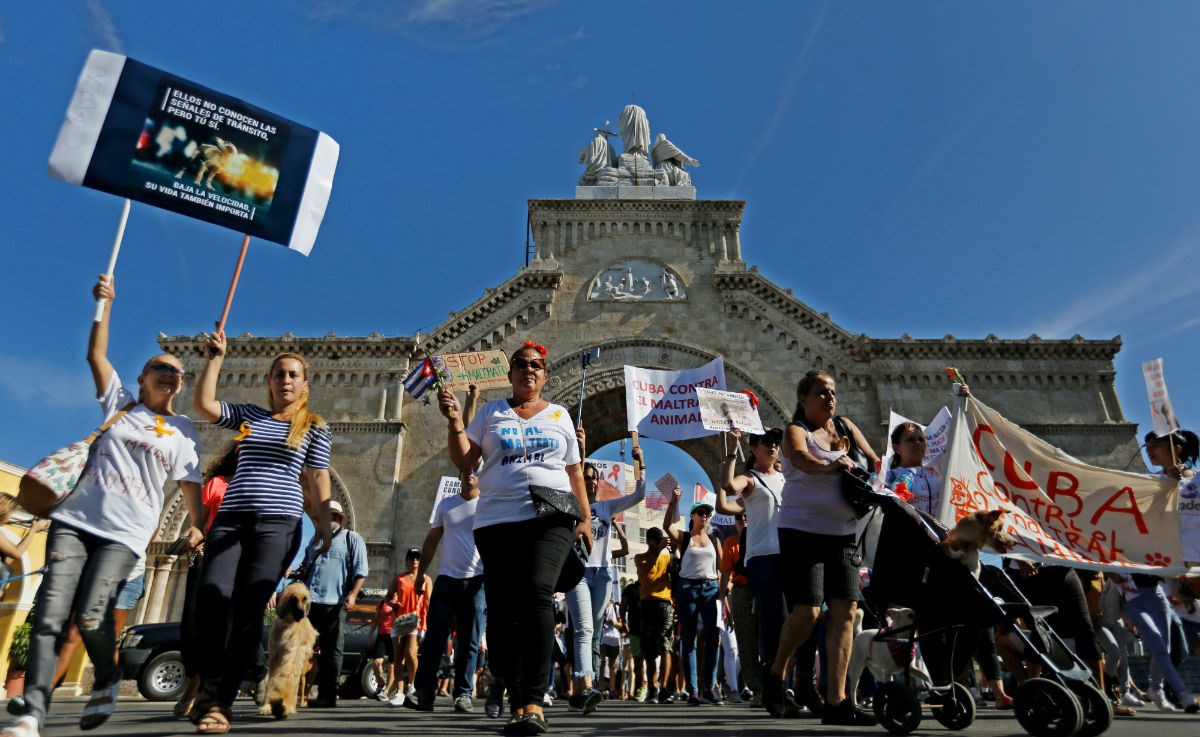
left=690, top=501, right=714, bottom=517
left=406, top=547, right=421, bottom=561
left=329, top=500, right=346, bottom=520
left=749, top=427, right=783, bottom=446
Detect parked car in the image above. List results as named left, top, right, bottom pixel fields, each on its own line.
left=118, top=596, right=383, bottom=702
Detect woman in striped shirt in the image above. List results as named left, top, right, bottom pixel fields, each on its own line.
left=189, top=329, right=334, bottom=735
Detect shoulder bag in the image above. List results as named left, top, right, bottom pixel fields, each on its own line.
left=832, top=416, right=882, bottom=520
left=18, top=403, right=136, bottom=517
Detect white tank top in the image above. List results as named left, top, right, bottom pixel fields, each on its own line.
left=778, top=425, right=856, bottom=536
left=678, top=536, right=719, bottom=581
left=741, top=469, right=783, bottom=562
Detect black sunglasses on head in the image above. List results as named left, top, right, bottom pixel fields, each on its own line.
left=511, top=357, right=546, bottom=370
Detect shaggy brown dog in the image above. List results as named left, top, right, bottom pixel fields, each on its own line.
left=940, top=508, right=1016, bottom=576
left=258, top=581, right=318, bottom=719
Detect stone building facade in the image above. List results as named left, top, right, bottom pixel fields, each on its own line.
left=137, top=194, right=1139, bottom=622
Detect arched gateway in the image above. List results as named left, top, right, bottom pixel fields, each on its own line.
left=139, top=114, right=1138, bottom=620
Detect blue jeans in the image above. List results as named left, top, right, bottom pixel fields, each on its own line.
left=22, top=523, right=136, bottom=729
left=415, top=574, right=485, bottom=697
left=676, top=578, right=719, bottom=693
left=564, top=566, right=612, bottom=679
left=1124, top=583, right=1195, bottom=700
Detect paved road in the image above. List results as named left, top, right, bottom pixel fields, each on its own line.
left=25, top=694, right=1200, bottom=737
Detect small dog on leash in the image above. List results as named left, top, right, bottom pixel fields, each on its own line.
left=846, top=607, right=930, bottom=708
left=940, top=509, right=1016, bottom=576
left=258, top=581, right=318, bottom=719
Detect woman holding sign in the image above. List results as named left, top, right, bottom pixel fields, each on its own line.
left=764, top=370, right=879, bottom=725
left=189, top=331, right=334, bottom=734
left=4, top=277, right=204, bottom=737
left=437, top=341, right=592, bottom=735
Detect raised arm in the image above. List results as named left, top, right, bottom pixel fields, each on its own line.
left=87, top=275, right=116, bottom=396
left=611, top=523, right=629, bottom=559
left=193, top=329, right=226, bottom=422
left=438, top=387, right=481, bottom=472
left=662, top=486, right=685, bottom=547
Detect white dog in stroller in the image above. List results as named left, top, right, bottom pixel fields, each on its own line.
left=847, top=607, right=931, bottom=708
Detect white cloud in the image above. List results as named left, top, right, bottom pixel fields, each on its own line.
left=85, top=0, right=124, bottom=53
left=734, top=1, right=829, bottom=190
left=1032, top=225, right=1200, bottom=338
left=0, top=354, right=95, bottom=410
left=308, top=0, right=555, bottom=38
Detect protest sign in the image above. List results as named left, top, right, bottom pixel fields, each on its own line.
left=941, top=396, right=1185, bottom=573
left=695, top=387, right=764, bottom=434
left=438, top=350, right=510, bottom=392
left=648, top=473, right=678, bottom=511
left=429, top=475, right=462, bottom=523
left=1142, top=358, right=1181, bottom=438
left=624, top=357, right=725, bottom=441
left=587, top=458, right=633, bottom=521
left=49, top=50, right=338, bottom=255
left=1179, top=475, right=1200, bottom=566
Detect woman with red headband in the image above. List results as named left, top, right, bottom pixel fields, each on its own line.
left=438, top=340, right=591, bottom=735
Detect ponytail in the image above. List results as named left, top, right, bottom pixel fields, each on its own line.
left=268, top=352, right=326, bottom=449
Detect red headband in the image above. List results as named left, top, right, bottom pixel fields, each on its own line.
left=522, top=341, right=547, bottom=357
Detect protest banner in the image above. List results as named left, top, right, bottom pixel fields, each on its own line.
left=624, top=357, right=725, bottom=441
left=1142, top=358, right=1181, bottom=439
left=695, top=387, right=764, bottom=434
left=649, top=473, right=678, bottom=511
left=429, top=475, right=462, bottom=523
left=940, top=395, right=1186, bottom=573
left=1179, top=475, right=1200, bottom=566
left=49, top=50, right=338, bottom=256
left=437, top=350, right=510, bottom=392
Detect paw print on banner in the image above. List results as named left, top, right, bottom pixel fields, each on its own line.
left=1145, top=553, right=1171, bottom=567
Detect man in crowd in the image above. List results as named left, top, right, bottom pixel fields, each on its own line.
left=302, top=500, right=368, bottom=708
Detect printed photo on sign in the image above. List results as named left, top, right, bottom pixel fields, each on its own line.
left=587, top=459, right=632, bottom=521
left=130, top=80, right=290, bottom=231
left=1142, top=358, right=1181, bottom=438
left=695, top=387, right=764, bottom=434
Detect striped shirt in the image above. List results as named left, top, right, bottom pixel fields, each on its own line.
left=215, top=402, right=332, bottom=517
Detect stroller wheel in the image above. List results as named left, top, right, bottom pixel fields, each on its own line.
left=1064, top=681, right=1113, bottom=737
left=1014, top=678, right=1084, bottom=737
left=930, top=683, right=976, bottom=731
left=873, top=683, right=922, bottom=735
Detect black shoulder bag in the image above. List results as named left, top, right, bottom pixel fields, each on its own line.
left=832, top=416, right=881, bottom=519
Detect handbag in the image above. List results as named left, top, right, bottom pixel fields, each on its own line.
left=528, top=484, right=584, bottom=522
left=391, top=612, right=420, bottom=637
left=554, top=537, right=591, bottom=593
left=832, top=416, right=882, bottom=519
left=18, top=404, right=135, bottom=517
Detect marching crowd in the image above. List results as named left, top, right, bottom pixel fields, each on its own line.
left=2, top=279, right=1199, bottom=737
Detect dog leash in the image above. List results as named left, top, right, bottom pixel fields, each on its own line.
left=0, top=567, right=46, bottom=586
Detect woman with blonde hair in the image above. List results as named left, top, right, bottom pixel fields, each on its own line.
left=189, top=330, right=334, bottom=734
left=0, top=498, right=48, bottom=565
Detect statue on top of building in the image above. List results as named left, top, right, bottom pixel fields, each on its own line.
left=578, top=104, right=696, bottom=189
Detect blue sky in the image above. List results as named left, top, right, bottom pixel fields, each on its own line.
left=3, top=2, right=1200, bottom=492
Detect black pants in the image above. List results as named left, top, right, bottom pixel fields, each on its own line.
left=180, top=555, right=205, bottom=677
left=474, top=515, right=574, bottom=712
left=308, top=603, right=346, bottom=702
left=196, top=513, right=302, bottom=704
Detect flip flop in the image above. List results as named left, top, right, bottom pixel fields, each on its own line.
left=196, top=705, right=232, bottom=734
left=79, top=681, right=120, bottom=730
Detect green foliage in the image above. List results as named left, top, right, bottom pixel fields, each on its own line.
left=8, top=619, right=31, bottom=671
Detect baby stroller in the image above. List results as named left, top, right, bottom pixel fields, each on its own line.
left=860, top=496, right=1111, bottom=737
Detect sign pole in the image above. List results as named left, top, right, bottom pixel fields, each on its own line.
left=216, top=234, right=251, bottom=334
left=576, top=348, right=600, bottom=429
left=92, top=198, right=131, bottom=322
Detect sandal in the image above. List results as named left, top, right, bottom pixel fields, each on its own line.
left=187, top=679, right=220, bottom=725
left=174, top=697, right=195, bottom=719
left=0, top=716, right=40, bottom=737
left=79, top=681, right=120, bottom=730
left=196, top=705, right=232, bottom=734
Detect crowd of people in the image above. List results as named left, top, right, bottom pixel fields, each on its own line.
left=2, top=292, right=1199, bottom=737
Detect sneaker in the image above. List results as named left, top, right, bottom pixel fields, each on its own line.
left=6, top=696, right=25, bottom=716
left=657, top=689, right=675, bottom=704
left=726, top=688, right=742, bottom=703
left=763, top=677, right=785, bottom=717
left=821, top=698, right=877, bottom=726
left=486, top=683, right=504, bottom=718
left=582, top=688, right=603, bottom=714
left=403, top=689, right=434, bottom=712
left=374, top=689, right=389, bottom=702
left=542, top=693, right=553, bottom=708
left=388, top=691, right=405, bottom=707
left=1184, top=702, right=1199, bottom=714
left=454, top=695, right=474, bottom=713
left=741, top=687, right=753, bottom=702
left=1119, top=691, right=1144, bottom=708
left=703, top=688, right=723, bottom=705
left=646, top=686, right=658, bottom=703
left=634, top=686, right=647, bottom=702
left=793, top=679, right=824, bottom=717
left=687, top=691, right=702, bottom=706
left=1149, top=688, right=1178, bottom=712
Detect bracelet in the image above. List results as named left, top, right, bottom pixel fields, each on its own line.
left=724, top=454, right=736, bottom=461
left=449, top=426, right=464, bottom=434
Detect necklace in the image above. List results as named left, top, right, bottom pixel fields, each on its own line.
left=510, top=397, right=542, bottom=410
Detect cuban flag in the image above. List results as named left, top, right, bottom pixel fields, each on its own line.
left=404, top=358, right=438, bottom=400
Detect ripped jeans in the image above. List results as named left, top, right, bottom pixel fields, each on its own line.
left=22, top=522, right=136, bottom=729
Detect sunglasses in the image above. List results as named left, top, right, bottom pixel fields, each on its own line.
left=147, top=363, right=185, bottom=377
left=511, top=357, right=546, bottom=371
left=694, top=510, right=713, bottom=517
left=584, top=475, right=599, bottom=483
